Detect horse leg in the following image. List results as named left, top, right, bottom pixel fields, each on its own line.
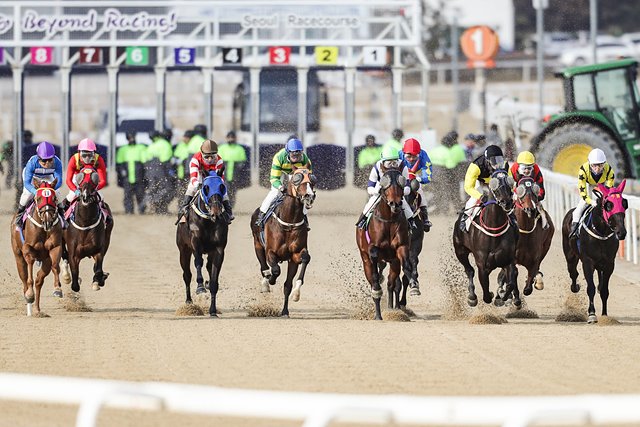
left=582, top=261, right=598, bottom=323
left=91, top=253, right=106, bottom=291
left=600, top=264, right=614, bottom=317
left=291, top=249, right=310, bottom=302
left=14, top=253, right=29, bottom=315
left=24, top=257, right=36, bottom=310
left=49, top=245, right=63, bottom=298
left=387, top=260, right=401, bottom=309
left=494, top=268, right=506, bottom=307
left=398, top=245, right=419, bottom=296
left=477, top=266, right=494, bottom=305
left=454, top=246, right=477, bottom=307
left=368, top=246, right=383, bottom=320
left=193, top=250, right=206, bottom=295
left=281, top=261, right=299, bottom=318
left=205, top=256, right=213, bottom=290
left=266, top=251, right=281, bottom=286
left=253, top=239, right=271, bottom=293
left=507, top=264, right=521, bottom=308
left=34, top=258, right=52, bottom=315
left=179, top=247, right=193, bottom=304
left=207, top=248, right=225, bottom=317
left=563, top=231, right=580, bottom=293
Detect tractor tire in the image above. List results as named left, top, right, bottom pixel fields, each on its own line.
left=534, top=122, right=630, bottom=177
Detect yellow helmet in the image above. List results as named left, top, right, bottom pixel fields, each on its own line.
left=517, top=151, right=535, bottom=165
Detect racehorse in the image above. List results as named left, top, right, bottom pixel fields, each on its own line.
left=10, top=179, right=63, bottom=316
left=61, top=166, right=113, bottom=293
left=399, top=178, right=424, bottom=309
left=498, top=177, right=554, bottom=299
left=250, top=168, right=316, bottom=317
left=562, top=180, right=628, bottom=323
left=356, top=167, right=416, bottom=320
left=453, top=170, right=519, bottom=307
left=176, top=174, right=229, bottom=317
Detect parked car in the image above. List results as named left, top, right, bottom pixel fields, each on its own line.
left=524, top=32, right=581, bottom=57
left=621, top=32, right=640, bottom=55
left=558, top=38, right=637, bottom=67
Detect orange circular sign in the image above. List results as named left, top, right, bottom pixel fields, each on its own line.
left=460, top=26, right=499, bottom=61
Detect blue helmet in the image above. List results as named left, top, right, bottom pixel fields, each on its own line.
left=285, top=138, right=303, bottom=153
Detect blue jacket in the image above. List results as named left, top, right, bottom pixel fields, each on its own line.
left=23, top=155, right=63, bottom=195
left=399, top=150, right=432, bottom=183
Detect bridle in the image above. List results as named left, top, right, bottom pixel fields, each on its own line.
left=286, top=168, right=316, bottom=209
left=30, top=185, right=59, bottom=232
left=487, top=170, right=515, bottom=213
left=379, top=169, right=406, bottom=214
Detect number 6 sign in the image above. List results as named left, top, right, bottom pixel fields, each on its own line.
left=30, top=47, right=53, bottom=65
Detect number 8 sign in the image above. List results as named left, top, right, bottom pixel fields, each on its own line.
left=30, top=47, right=53, bottom=65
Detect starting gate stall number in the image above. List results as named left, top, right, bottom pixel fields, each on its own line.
left=125, top=46, right=149, bottom=66
left=362, top=46, right=387, bottom=66
left=269, top=46, right=291, bottom=65
left=30, top=47, right=53, bottom=65
left=174, top=47, right=195, bottom=65
left=79, top=47, right=103, bottom=65
left=315, top=46, right=338, bottom=65
left=222, top=47, right=242, bottom=65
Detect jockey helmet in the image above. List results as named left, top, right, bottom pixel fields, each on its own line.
left=36, top=141, right=55, bottom=160
left=78, top=138, right=97, bottom=152
left=285, top=138, right=304, bottom=153
left=484, top=145, right=505, bottom=170
left=516, top=151, right=535, bottom=165
left=588, top=148, right=606, bottom=165
left=402, top=138, right=421, bottom=156
left=381, top=145, right=400, bottom=161
left=201, top=139, right=218, bottom=155
left=392, top=128, right=404, bottom=140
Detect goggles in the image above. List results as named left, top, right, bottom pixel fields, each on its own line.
left=518, top=164, right=534, bottom=176
left=39, top=157, right=54, bottom=164
left=202, top=153, right=217, bottom=161
left=488, top=156, right=505, bottom=169
left=80, top=150, right=94, bottom=158
left=382, top=159, right=401, bottom=169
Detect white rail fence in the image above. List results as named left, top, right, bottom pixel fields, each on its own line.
left=2, top=373, right=640, bottom=427
left=542, top=168, right=640, bottom=265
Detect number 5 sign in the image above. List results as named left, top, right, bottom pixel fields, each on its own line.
left=30, top=47, right=53, bottom=65
left=460, top=26, right=499, bottom=68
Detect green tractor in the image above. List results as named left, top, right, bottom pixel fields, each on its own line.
left=532, top=58, right=640, bottom=177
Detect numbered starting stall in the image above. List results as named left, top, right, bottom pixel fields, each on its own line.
left=0, top=0, right=430, bottom=187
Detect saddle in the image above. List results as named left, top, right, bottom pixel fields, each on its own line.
left=256, top=193, right=285, bottom=229
left=65, top=197, right=111, bottom=225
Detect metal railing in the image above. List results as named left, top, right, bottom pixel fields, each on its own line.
left=1, top=373, right=640, bottom=427
left=542, top=168, right=640, bottom=265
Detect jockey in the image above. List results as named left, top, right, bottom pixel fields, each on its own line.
left=510, top=151, right=549, bottom=229
left=177, top=139, right=233, bottom=224
left=399, top=137, right=433, bottom=231
left=570, top=148, right=615, bottom=237
left=255, top=138, right=313, bottom=228
left=15, top=141, right=66, bottom=228
left=356, top=145, right=414, bottom=229
left=459, top=144, right=511, bottom=232
left=65, top=138, right=112, bottom=222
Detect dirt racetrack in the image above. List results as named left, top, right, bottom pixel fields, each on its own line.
left=1, top=183, right=640, bottom=427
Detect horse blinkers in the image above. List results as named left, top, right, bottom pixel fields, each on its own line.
left=35, top=186, right=58, bottom=231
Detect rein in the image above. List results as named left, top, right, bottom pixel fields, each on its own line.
left=27, top=207, right=59, bottom=229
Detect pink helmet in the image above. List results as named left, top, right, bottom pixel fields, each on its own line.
left=78, top=138, right=96, bottom=152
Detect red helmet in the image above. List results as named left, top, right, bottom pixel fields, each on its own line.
left=402, top=138, right=421, bottom=155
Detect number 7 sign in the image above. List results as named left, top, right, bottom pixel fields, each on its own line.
left=79, top=47, right=103, bottom=65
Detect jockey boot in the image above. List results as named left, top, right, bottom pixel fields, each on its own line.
left=255, top=211, right=265, bottom=228
left=419, top=206, right=432, bottom=232
left=356, top=213, right=367, bottom=229
left=304, top=215, right=311, bottom=231
left=177, top=195, right=191, bottom=222
left=57, top=203, right=68, bottom=229
left=222, top=200, right=234, bottom=224
left=508, top=212, right=518, bottom=228
left=458, top=212, right=468, bottom=232
left=15, top=204, right=27, bottom=227
left=569, top=222, right=579, bottom=238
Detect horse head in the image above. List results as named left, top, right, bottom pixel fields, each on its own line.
left=515, top=177, right=540, bottom=218
left=488, top=170, right=515, bottom=212
left=593, top=180, right=628, bottom=240
left=379, top=166, right=406, bottom=214
left=200, top=174, right=226, bottom=220
left=282, top=168, right=316, bottom=210
left=73, top=167, right=99, bottom=205
left=32, top=178, right=58, bottom=231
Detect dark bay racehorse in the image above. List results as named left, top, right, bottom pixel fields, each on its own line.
left=356, top=168, right=415, bottom=320
left=176, top=174, right=229, bottom=317
left=498, top=177, right=554, bottom=299
left=399, top=178, right=425, bottom=309
left=562, top=180, right=628, bottom=323
left=61, top=166, right=113, bottom=293
left=250, top=168, right=316, bottom=317
left=10, top=179, right=63, bottom=315
left=453, top=170, right=519, bottom=307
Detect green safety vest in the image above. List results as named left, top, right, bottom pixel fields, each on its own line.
left=116, top=143, right=147, bottom=184
left=218, top=143, right=247, bottom=182
left=357, top=146, right=382, bottom=169
left=382, top=139, right=402, bottom=153
left=430, top=144, right=466, bottom=170
left=173, top=143, right=191, bottom=179
left=146, top=138, right=173, bottom=163
left=187, top=134, right=206, bottom=155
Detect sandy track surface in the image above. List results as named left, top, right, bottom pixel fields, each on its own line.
left=1, top=184, right=640, bottom=426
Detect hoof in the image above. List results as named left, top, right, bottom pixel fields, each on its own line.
left=534, top=277, right=544, bottom=291
left=92, top=282, right=100, bottom=291
left=52, top=289, right=63, bottom=298
left=468, top=295, right=478, bottom=307
left=24, top=291, right=35, bottom=304
left=514, top=299, right=522, bottom=309
left=374, top=315, right=383, bottom=320
left=409, top=287, right=421, bottom=296
left=195, top=286, right=207, bottom=295
left=371, top=288, right=383, bottom=299
left=493, top=296, right=504, bottom=307
left=71, top=283, right=80, bottom=292
left=571, top=283, right=580, bottom=293
left=281, top=313, right=290, bottom=318
left=483, top=292, right=494, bottom=304
left=260, top=277, right=270, bottom=293
left=587, top=314, right=598, bottom=324
left=209, top=313, right=218, bottom=318
left=523, top=285, right=533, bottom=296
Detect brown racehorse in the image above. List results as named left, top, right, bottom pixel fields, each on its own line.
left=10, top=179, right=63, bottom=316
left=61, top=166, right=113, bottom=293
left=356, top=167, right=415, bottom=320
left=453, top=170, right=519, bottom=307
left=562, top=180, right=628, bottom=323
left=399, top=178, right=424, bottom=309
left=250, top=168, right=316, bottom=317
left=498, top=177, right=554, bottom=300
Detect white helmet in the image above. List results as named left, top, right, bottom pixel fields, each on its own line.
left=588, top=148, right=606, bottom=165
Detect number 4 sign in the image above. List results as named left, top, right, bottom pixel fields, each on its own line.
left=79, top=47, right=103, bottom=65
left=30, top=47, right=53, bottom=65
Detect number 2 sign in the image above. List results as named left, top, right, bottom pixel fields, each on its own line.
left=30, top=47, right=53, bottom=65
left=269, top=46, right=291, bottom=65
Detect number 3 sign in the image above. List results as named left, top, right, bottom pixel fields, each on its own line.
left=269, top=46, right=291, bottom=65
left=30, top=47, right=53, bottom=65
